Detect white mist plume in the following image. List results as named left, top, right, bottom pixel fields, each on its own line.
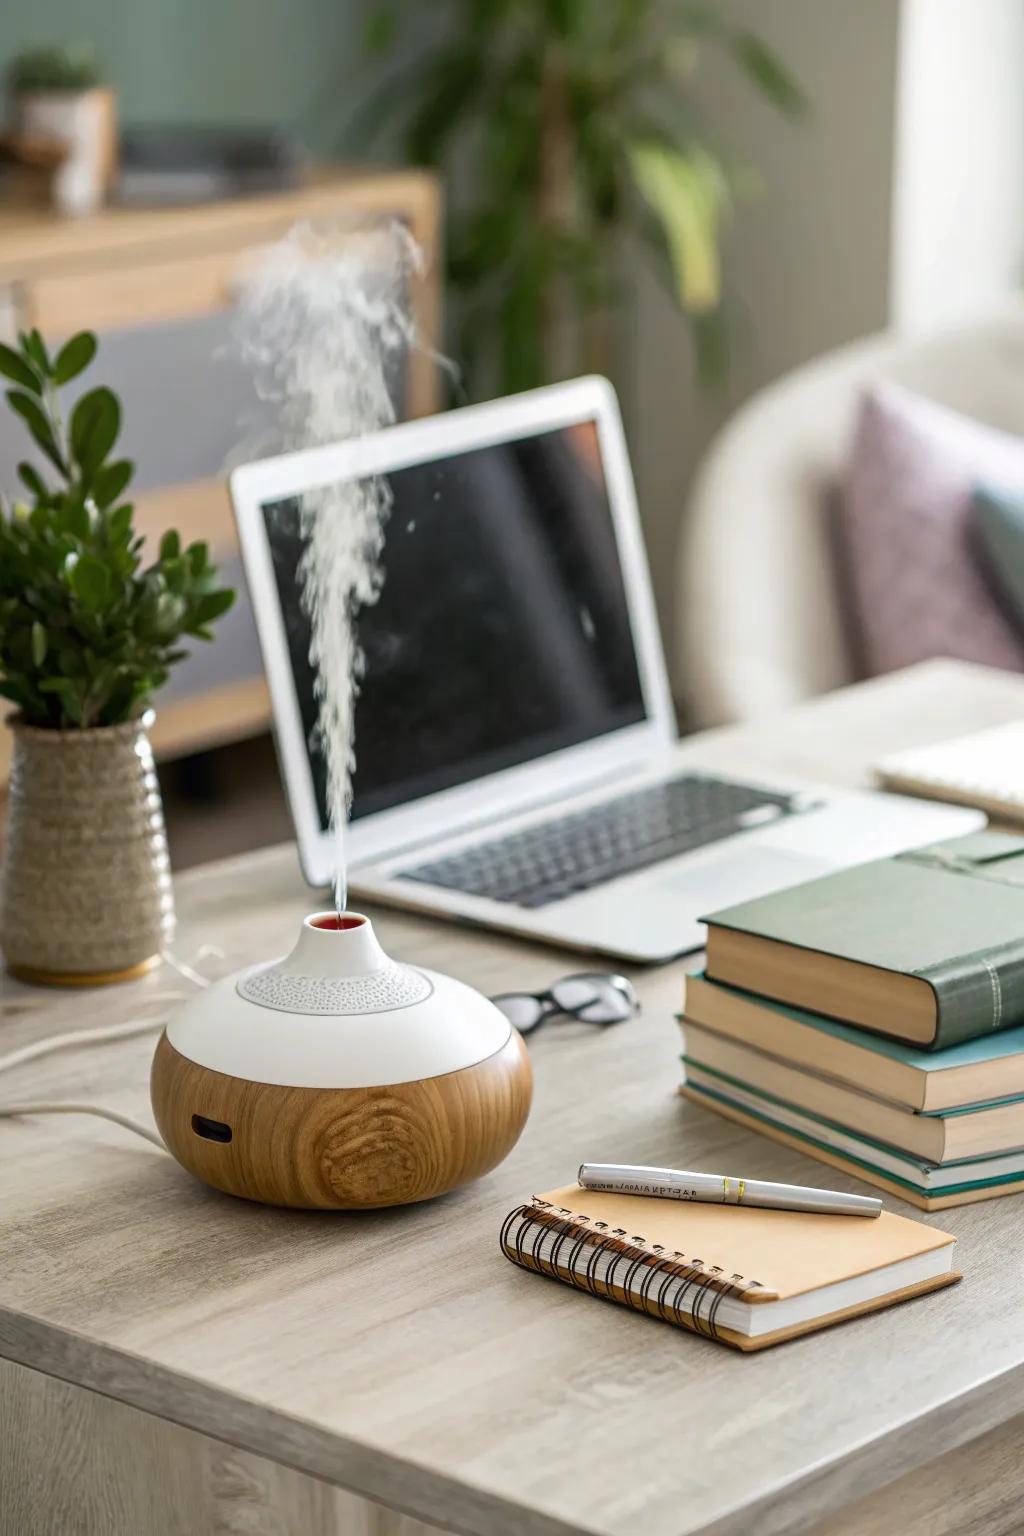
left=235, top=220, right=423, bottom=911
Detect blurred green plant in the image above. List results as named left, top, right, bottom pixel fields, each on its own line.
left=9, top=44, right=103, bottom=94
left=358, top=0, right=806, bottom=393
left=0, top=330, right=234, bottom=730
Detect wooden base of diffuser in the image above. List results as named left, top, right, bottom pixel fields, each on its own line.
left=151, top=1031, right=533, bottom=1209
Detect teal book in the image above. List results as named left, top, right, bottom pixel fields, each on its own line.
left=678, top=1027, right=1024, bottom=1161
left=683, top=971, right=1024, bottom=1112
left=702, top=832, right=1024, bottom=1050
left=681, top=1065, right=1024, bottom=1211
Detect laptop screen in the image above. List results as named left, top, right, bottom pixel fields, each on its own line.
left=261, top=420, right=647, bottom=826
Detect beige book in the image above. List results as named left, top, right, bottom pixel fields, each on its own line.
left=683, top=971, right=1024, bottom=1113
left=683, top=1022, right=1024, bottom=1162
left=707, top=925, right=937, bottom=1042
left=500, top=1184, right=958, bottom=1352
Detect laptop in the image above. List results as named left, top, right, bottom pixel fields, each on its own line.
left=230, top=376, right=983, bottom=962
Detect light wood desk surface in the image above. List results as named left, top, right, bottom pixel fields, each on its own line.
left=4, top=660, right=1024, bottom=1536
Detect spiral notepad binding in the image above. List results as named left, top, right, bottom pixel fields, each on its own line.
left=500, top=1198, right=770, bottom=1342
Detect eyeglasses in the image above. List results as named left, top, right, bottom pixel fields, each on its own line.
left=491, top=972, right=639, bottom=1037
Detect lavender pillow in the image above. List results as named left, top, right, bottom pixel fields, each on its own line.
left=837, top=384, right=1024, bottom=676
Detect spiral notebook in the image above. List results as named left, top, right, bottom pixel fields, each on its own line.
left=500, top=1185, right=959, bottom=1351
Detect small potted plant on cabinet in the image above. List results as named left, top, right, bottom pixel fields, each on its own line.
left=8, top=44, right=117, bottom=214
left=0, top=329, right=234, bottom=984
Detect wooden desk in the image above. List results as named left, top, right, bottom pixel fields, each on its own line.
left=4, top=659, right=1024, bottom=1536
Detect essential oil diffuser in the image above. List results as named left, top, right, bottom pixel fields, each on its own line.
left=151, top=912, right=532, bottom=1209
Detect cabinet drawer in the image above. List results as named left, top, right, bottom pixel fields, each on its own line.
left=134, top=479, right=236, bottom=558
left=23, top=247, right=248, bottom=335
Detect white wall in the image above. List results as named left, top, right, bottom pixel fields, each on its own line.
left=890, top=0, right=1024, bottom=333
left=632, top=0, right=1024, bottom=705
left=626, top=0, right=902, bottom=696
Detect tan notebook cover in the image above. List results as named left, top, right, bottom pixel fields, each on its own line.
left=502, top=1184, right=959, bottom=1350
left=538, top=1184, right=953, bottom=1297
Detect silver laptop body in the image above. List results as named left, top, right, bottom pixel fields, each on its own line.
left=231, top=376, right=983, bottom=963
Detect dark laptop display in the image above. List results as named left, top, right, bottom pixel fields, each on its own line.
left=262, top=422, right=646, bottom=826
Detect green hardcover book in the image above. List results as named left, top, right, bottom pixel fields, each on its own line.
left=682, top=972, right=1024, bottom=1112
left=702, top=832, right=1024, bottom=1050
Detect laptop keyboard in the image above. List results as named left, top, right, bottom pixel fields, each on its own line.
left=398, top=773, right=809, bottom=909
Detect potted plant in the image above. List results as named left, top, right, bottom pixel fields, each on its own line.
left=0, top=329, right=234, bottom=984
left=356, top=2, right=805, bottom=392
left=8, top=44, right=117, bottom=215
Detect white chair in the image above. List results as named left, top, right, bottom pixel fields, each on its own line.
left=676, top=305, right=1024, bottom=728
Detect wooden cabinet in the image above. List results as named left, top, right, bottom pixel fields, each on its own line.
left=0, top=168, right=442, bottom=780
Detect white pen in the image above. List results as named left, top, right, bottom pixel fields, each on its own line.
left=578, top=1162, right=882, bottom=1217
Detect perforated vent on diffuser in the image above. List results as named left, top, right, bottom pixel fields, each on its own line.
left=237, top=963, right=434, bottom=1016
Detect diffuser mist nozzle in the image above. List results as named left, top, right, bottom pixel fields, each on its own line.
left=162, top=908, right=516, bottom=1090
left=309, top=912, right=366, bottom=932
left=234, top=910, right=431, bottom=1015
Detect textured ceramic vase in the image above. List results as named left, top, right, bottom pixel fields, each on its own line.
left=0, top=711, right=174, bottom=984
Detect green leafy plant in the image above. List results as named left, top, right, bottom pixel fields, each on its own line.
left=0, top=330, right=234, bottom=730
left=9, top=44, right=103, bottom=94
left=358, top=0, right=806, bottom=392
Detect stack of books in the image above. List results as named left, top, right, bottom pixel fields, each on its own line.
left=679, top=831, right=1024, bottom=1211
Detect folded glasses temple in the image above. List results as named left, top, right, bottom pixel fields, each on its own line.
left=494, top=989, right=615, bottom=1012
left=491, top=975, right=638, bottom=1029
left=496, top=976, right=635, bottom=1002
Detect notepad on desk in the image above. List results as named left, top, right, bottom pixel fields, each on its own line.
left=877, top=720, right=1024, bottom=824
left=500, top=1186, right=958, bottom=1351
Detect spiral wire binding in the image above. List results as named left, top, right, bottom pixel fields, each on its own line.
left=499, top=1198, right=765, bottom=1342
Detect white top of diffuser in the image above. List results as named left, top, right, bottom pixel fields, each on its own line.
left=165, top=912, right=513, bottom=1089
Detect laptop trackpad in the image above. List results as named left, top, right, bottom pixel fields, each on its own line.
left=558, top=846, right=831, bottom=961
left=650, top=846, right=830, bottom=913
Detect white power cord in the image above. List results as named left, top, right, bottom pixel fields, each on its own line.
left=0, top=1101, right=168, bottom=1149
left=161, top=945, right=223, bottom=990
left=0, top=995, right=185, bottom=1074
left=0, top=947, right=221, bottom=1151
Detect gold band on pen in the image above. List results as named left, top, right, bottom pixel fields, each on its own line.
left=737, top=1179, right=746, bottom=1204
